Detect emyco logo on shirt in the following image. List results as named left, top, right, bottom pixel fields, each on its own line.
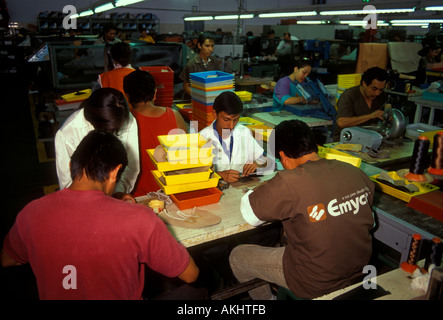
left=307, top=189, right=370, bottom=223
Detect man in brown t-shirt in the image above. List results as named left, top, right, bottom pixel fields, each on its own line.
left=229, top=120, right=375, bottom=299
left=333, top=67, right=388, bottom=141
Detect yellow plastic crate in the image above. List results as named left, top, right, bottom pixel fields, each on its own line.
left=247, top=124, right=274, bottom=142
left=147, top=149, right=213, bottom=172
left=157, top=133, right=213, bottom=161
left=370, top=171, right=439, bottom=203
left=152, top=170, right=221, bottom=195
left=235, top=91, right=252, bottom=102
left=239, top=117, right=264, bottom=127
left=318, top=146, right=362, bottom=168
left=158, top=133, right=207, bottom=148
left=160, top=168, right=212, bottom=186
left=61, top=89, right=92, bottom=102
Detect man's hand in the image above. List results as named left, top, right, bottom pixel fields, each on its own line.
left=242, top=162, right=257, bottom=177
left=218, top=170, right=241, bottom=183
left=371, top=109, right=384, bottom=121
left=113, top=192, right=136, bottom=203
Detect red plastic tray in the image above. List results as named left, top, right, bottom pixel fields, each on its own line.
left=170, top=187, right=223, bottom=210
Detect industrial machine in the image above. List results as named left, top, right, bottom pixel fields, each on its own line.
left=340, top=108, right=407, bottom=152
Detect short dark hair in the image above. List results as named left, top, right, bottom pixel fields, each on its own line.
left=271, top=120, right=318, bottom=160
left=103, top=23, right=117, bottom=33
left=70, top=130, right=128, bottom=183
left=213, top=91, right=243, bottom=115
left=123, top=69, right=156, bottom=105
left=361, top=67, right=388, bottom=86
left=110, top=42, right=132, bottom=66
left=81, top=88, right=129, bottom=135
left=197, top=34, right=215, bottom=48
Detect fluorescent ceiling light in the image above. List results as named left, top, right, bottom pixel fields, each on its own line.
left=214, top=14, right=254, bottom=20
left=184, top=16, right=213, bottom=21
left=79, top=10, right=94, bottom=17
left=115, top=0, right=145, bottom=7
left=320, top=8, right=414, bottom=15
left=258, top=11, right=317, bottom=18
left=297, top=20, right=326, bottom=24
left=391, top=19, right=443, bottom=24
left=425, top=6, right=443, bottom=11
left=392, top=23, right=429, bottom=27
left=95, top=3, right=115, bottom=13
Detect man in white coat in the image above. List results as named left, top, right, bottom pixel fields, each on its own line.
left=199, top=91, right=269, bottom=183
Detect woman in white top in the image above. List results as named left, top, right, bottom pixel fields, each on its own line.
left=55, top=88, right=139, bottom=202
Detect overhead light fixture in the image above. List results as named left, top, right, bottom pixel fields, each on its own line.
left=79, top=10, right=94, bottom=17
left=214, top=14, right=254, bottom=20
left=391, top=23, right=429, bottom=27
left=115, top=0, right=145, bottom=7
left=340, top=20, right=387, bottom=26
left=297, top=20, right=326, bottom=24
left=184, top=16, right=214, bottom=21
left=425, top=6, right=443, bottom=11
left=320, top=8, right=414, bottom=15
left=95, top=3, right=115, bottom=13
left=258, top=11, right=317, bottom=18
left=391, top=19, right=443, bottom=24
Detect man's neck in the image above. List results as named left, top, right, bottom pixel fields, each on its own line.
left=285, top=152, right=321, bottom=170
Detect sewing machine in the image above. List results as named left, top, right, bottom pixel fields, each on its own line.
left=339, top=108, right=407, bottom=152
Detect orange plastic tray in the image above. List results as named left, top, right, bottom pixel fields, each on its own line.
left=170, top=187, right=223, bottom=210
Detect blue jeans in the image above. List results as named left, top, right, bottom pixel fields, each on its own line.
left=229, top=244, right=289, bottom=300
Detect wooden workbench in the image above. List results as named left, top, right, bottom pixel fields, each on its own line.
left=135, top=173, right=275, bottom=248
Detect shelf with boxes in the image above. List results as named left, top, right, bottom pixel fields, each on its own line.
left=37, top=11, right=159, bottom=35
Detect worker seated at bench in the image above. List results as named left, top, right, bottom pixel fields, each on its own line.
left=199, top=91, right=268, bottom=183
left=229, top=119, right=376, bottom=300
left=333, top=67, right=389, bottom=142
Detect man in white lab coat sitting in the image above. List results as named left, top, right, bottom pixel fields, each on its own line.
left=199, top=91, right=268, bottom=183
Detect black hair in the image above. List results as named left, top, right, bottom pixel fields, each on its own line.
left=267, top=29, right=275, bottom=35
left=271, top=120, right=318, bottom=160
left=418, top=37, right=441, bottom=57
left=70, top=129, right=128, bottom=183
left=110, top=42, right=132, bottom=66
left=81, top=88, right=129, bottom=135
left=103, top=23, right=118, bottom=34
left=123, top=69, right=156, bottom=105
left=284, top=32, right=291, bottom=37
left=361, top=67, right=388, bottom=86
left=213, top=91, right=243, bottom=115
left=197, top=34, right=215, bottom=50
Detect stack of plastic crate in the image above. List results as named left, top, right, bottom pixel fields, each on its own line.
left=147, top=133, right=222, bottom=210
left=139, top=66, right=174, bottom=107
left=336, top=73, right=362, bottom=108
left=190, top=71, right=234, bottom=131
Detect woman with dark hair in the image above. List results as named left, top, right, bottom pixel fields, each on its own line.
left=273, top=60, right=313, bottom=111
left=55, top=87, right=139, bottom=202
left=416, top=38, right=443, bottom=84
left=179, top=33, right=221, bottom=99
left=123, top=69, right=187, bottom=196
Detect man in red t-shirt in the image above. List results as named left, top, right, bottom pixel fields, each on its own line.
left=1, top=130, right=199, bottom=300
